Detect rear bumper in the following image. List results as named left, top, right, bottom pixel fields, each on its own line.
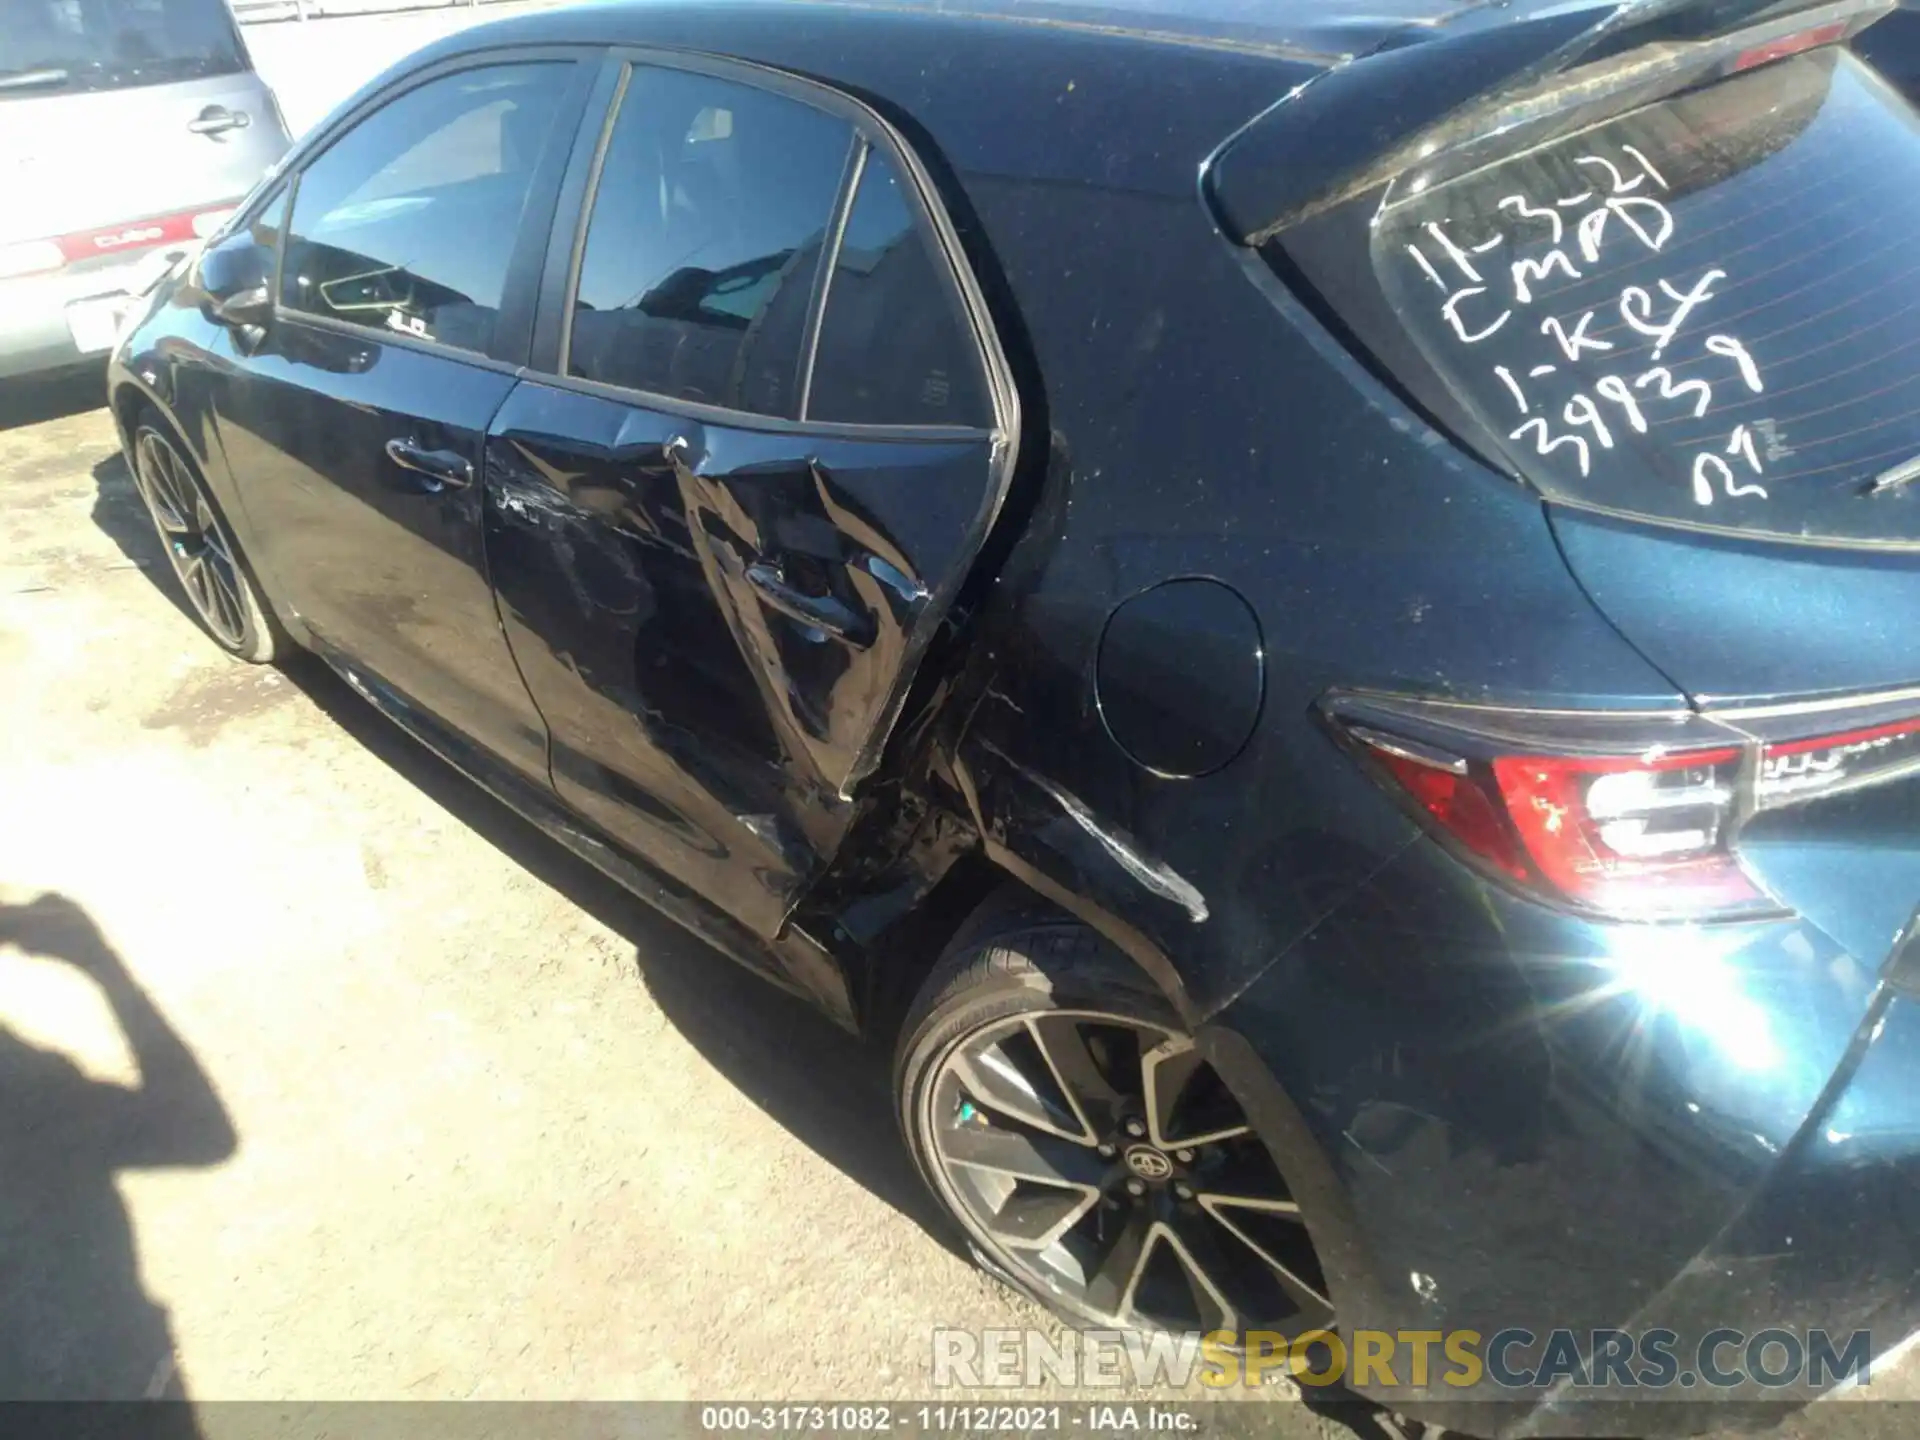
left=0, top=247, right=196, bottom=382
left=1204, top=833, right=1920, bottom=1436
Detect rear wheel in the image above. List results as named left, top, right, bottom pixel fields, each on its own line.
left=896, top=904, right=1332, bottom=1340
left=132, top=421, right=282, bottom=663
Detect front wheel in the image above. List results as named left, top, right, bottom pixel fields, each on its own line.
left=131, top=421, right=283, bottom=663
left=895, top=903, right=1332, bottom=1341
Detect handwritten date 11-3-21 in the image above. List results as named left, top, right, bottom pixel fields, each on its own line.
left=1402, top=143, right=1770, bottom=507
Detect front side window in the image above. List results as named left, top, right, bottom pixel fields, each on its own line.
left=0, top=0, right=243, bottom=97
left=807, top=147, right=990, bottom=428
left=280, top=63, right=572, bottom=356
left=1374, top=48, right=1920, bottom=545
left=565, top=65, right=852, bottom=415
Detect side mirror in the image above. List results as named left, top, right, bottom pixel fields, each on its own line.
left=197, top=237, right=274, bottom=330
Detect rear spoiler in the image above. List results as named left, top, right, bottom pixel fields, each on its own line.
left=1205, top=0, right=1895, bottom=244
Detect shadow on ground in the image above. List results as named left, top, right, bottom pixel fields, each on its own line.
left=1, top=365, right=107, bottom=432
left=83, top=430, right=962, bottom=1260
left=78, top=456, right=1426, bottom=1436
left=273, top=653, right=966, bottom=1260
left=0, top=893, right=225, bottom=1436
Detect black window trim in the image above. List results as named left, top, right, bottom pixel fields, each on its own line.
left=537, top=45, right=1017, bottom=445
left=269, top=44, right=601, bottom=371
left=795, top=137, right=867, bottom=421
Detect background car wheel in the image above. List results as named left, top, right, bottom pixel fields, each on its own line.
left=896, top=895, right=1333, bottom=1342
left=132, top=419, right=284, bottom=664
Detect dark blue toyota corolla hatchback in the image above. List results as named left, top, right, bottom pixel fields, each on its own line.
left=104, top=0, right=1920, bottom=1429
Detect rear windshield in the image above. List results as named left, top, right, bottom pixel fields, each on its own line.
left=1375, top=47, right=1920, bottom=545
left=0, top=0, right=246, bottom=97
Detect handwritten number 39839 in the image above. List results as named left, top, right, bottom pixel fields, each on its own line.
left=1406, top=142, right=1771, bottom=506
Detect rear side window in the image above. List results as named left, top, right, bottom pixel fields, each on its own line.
left=566, top=66, right=852, bottom=416
left=281, top=63, right=571, bottom=355
left=0, top=0, right=244, bottom=96
left=807, top=147, right=990, bottom=428
left=1374, top=48, right=1920, bottom=545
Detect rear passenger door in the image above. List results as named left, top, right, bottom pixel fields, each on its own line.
left=485, top=55, right=1016, bottom=937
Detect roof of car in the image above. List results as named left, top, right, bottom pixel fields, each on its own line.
left=378, top=0, right=1640, bottom=210
left=456, top=0, right=1489, bottom=66
left=726, top=0, right=1472, bottom=62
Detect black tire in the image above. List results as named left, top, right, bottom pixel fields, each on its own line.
left=895, top=889, right=1332, bottom=1339
left=129, top=414, right=286, bottom=664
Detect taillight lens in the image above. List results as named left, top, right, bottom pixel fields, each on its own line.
left=1733, top=20, right=1850, bottom=73
left=1368, top=746, right=1531, bottom=884
left=0, top=239, right=63, bottom=280
left=1757, top=716, right=1920, bottom=806
left=1490, top=748, right=1764, bottom=916
left=1335, top=697, right=1920, bottom=921
left=1340, top=722, right=1770, bottom=919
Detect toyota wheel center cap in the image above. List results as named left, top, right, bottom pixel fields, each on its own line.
left=1124, top=1145, right=1173, bottom=1180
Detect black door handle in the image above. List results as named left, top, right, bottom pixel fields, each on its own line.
left=745, top=560, right=876, bottom=647
left=384, top=438, right=472, bottom=492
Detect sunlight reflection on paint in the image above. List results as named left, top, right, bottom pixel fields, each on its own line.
left=1596, top=926, right=1782, bottom=1072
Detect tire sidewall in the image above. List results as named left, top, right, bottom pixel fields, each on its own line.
left=894, top=920, right=1183, bottom=1319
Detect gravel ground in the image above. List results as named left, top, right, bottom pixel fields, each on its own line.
left=0, top=381, right=1325, bottom=1421
left=0, top=8, right=1914, bottom=1437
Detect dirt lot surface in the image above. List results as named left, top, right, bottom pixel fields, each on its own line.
left=0, top=381, right=1243, bottom=1413
left=0, top=10, right=1914, bottom=1439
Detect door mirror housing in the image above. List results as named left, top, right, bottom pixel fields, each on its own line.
left=196, top=236, right=274, bottom=330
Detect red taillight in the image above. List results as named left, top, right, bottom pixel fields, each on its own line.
left=1490, top=748, right=1764, bottom=916
left=1733, top=21, right=1849, bottom=73
left=1336, top=696, right=1920, bottom=920
left=1758, top=715, right=1920, bottom=805
left=1342, top=722, right=1769, bottom=919
left=1371, top=748, right=1531, bottom=883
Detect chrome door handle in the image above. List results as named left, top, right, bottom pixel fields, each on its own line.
left=187, top=106, right=250, bottom=136
left=384, top=438, right=473, bottom=492
left=745, top=560, right=876, bottom=647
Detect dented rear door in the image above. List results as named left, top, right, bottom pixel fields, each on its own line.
left=483, top=57, right=1014, bottom=937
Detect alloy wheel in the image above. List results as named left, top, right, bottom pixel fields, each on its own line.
left=923, top=1009, right=1332, bottom=1338
left=134, top=428, right=250, bottom=651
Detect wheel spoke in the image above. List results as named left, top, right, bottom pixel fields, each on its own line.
left=180, top=552, right=212, bottom=609
left=1198, top=1192, right=1300, bottom=1216
left=1162, top=1212, right=1244, bottom=1335
left=925, top=1008, right=1330, bottom=1338
left=1027, top=1014, right=1129, bottom=1139
left=1083, top=1207, right=1154, bottom=1320
left=939, top=1110, right=1106, bottom=1189
left=138, top=436, right=191, bottom=533
left=159, top=446, right=199, bottom=531
left=1199, top=1193, right=1331, bottom=1316
left=1144, top=1039, right=1249, bottom=1148
left=205, top=559, right=247, bottom=643
left=985, top=1184, right=1100, bottom=1251
left=1142, top=1041, right=1200, bottom=1148
left=951, top=1041, right=1089, bottom=1143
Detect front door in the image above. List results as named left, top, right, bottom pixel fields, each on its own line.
left=211, top=58, right=588, bottom=780
left=485, top=59, right=1015, bottom=935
